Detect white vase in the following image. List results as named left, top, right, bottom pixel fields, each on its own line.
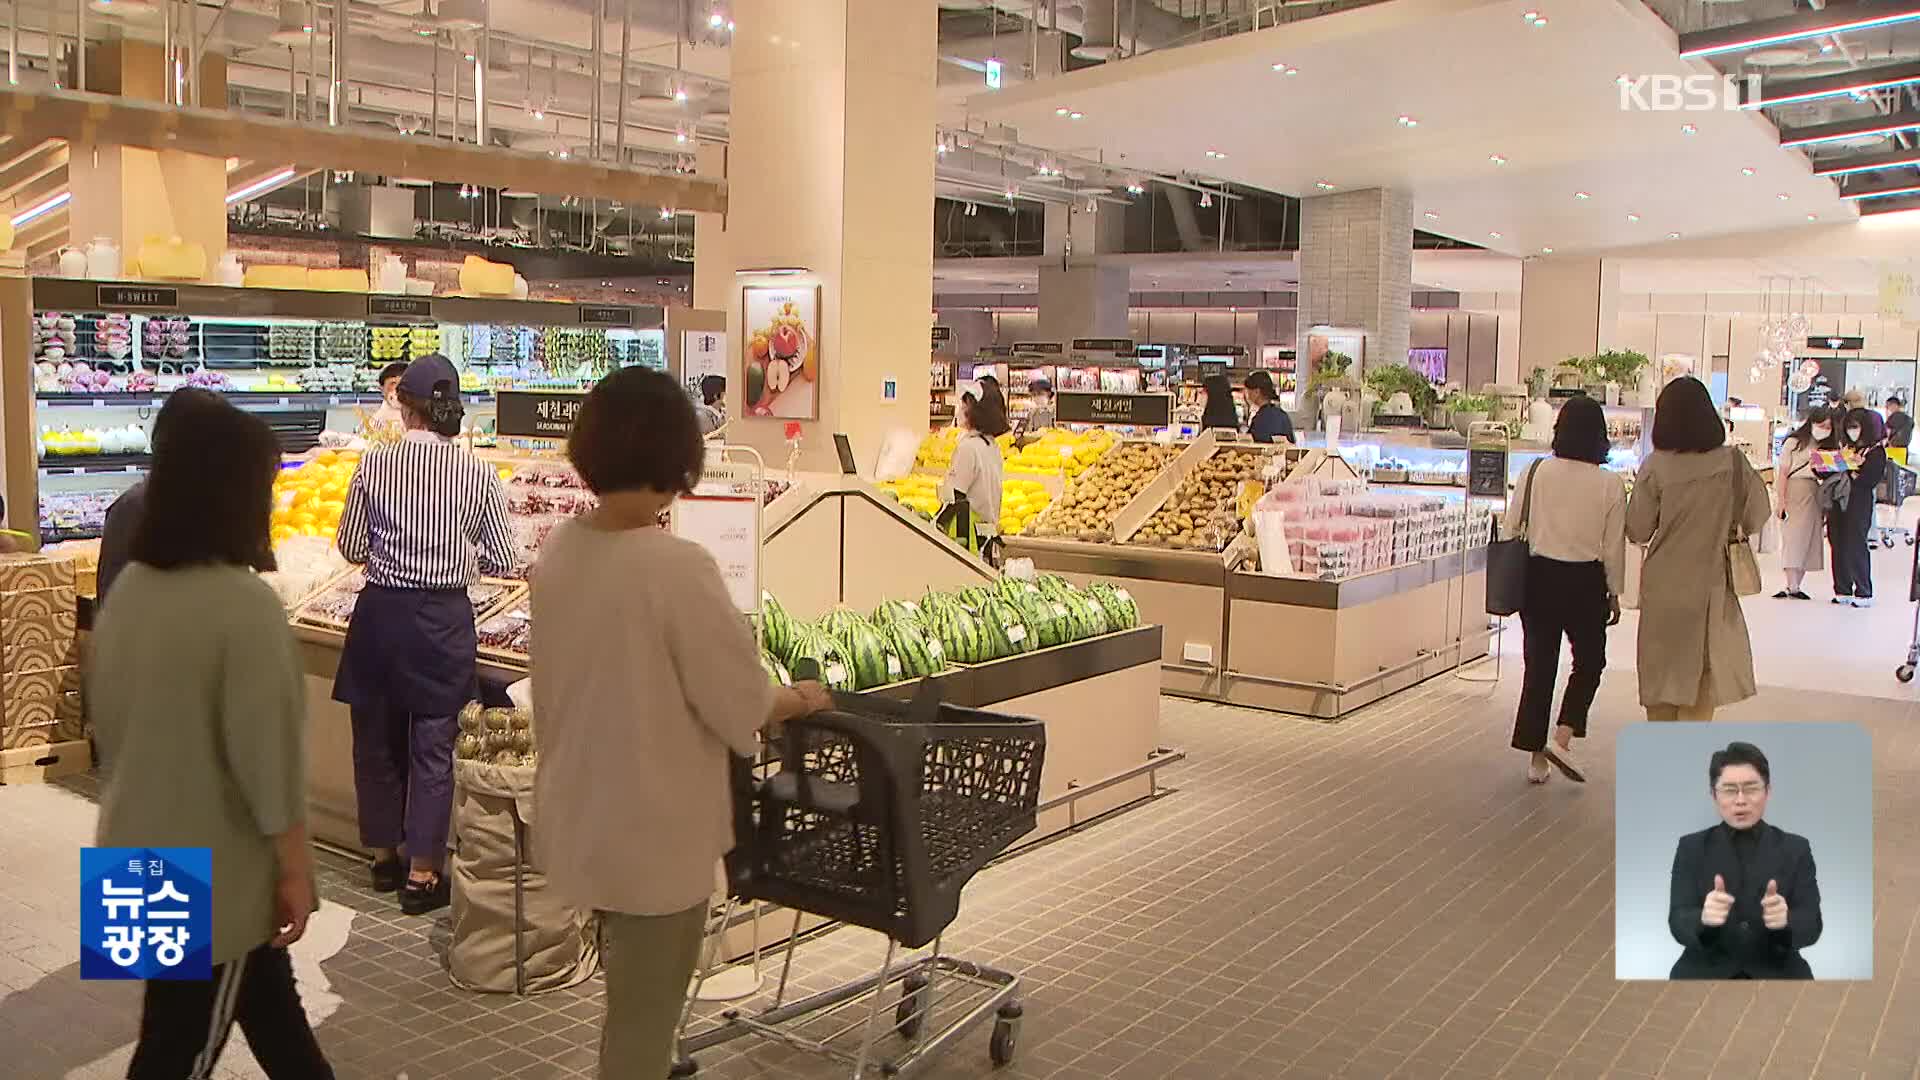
left=84, top=236, right=120, bottom=279
left=374, top=253, right=407, bottom=293
left=57, top=247, right=86, bottom=277
left=214, top=252, right=243, bottom=286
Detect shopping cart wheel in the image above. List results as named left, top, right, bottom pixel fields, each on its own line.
left=1898, top=664, right=1915, bottom=684
left=990, top=1003, right=1022, bottom=1068
left=669, top=1055, right=699, bottom=1078
left=895, top=973, right=931, bottom=1039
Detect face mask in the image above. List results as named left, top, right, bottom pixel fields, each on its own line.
left=1846, top=428, right=1862, bottom=441
left=1812, top=426, right=1831, bottom=439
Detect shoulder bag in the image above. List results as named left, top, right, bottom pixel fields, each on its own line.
left=1484, top=461, right=1541, bottom=617
left=1727, top=448, right=1763, bottom=597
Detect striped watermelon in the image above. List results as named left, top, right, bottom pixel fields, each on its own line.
left=819, top=606, right=868, bottom=641
left=760, top=650, right=793, bottom=687
left=885, top=619, right=943, bottom=678
left=1087, top=581, right=1140, bottom=630
left=1063, top=588, right=1110, bottom=639
left=872, top=598, right=922, bottom=630
left=929, top=603, right=986, bottom=664
left=957, top=584, right=996, bottom=613
left=1035, top=574, right=1075, bottom=602
left=759, top=591, right=797, bottom=663
left=1010, top=587, right=1069, bottom=648
left=977, top=596, right=1035, bottom=657
left=789, top=628, right=857, bottom=691
left=833, top=617, right=895, bottom=689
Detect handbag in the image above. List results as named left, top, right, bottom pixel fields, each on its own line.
left=1727, top=449, right=1763, bottom=597
left=1484, top=461, right=1540, bottom=617
left=1817, top=471, right=1851, bottom=515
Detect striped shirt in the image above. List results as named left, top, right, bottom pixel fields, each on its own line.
left=335, top=434, right=516, bottom=589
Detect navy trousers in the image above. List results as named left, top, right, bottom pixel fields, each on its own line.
left=350, top=704, right=458, bottom=866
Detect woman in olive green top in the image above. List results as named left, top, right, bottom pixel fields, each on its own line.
left=91, top=394, right=334, bottom=1079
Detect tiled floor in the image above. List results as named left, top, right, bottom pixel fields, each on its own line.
left=4, top=673, right=1919, bottom=1079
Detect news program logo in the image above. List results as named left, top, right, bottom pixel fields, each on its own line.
left=1617, top=73, right=1762, bottom=112
left=80, top=847, right=213, bottom=980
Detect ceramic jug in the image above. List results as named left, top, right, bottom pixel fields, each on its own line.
left=57, top=247, right=86, bottom=277
left=84, top=237, right=120, bottom=279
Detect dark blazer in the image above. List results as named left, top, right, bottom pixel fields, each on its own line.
left=1668, top=821, right=1821, bottom=979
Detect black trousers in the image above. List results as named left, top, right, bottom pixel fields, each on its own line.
left=1829, top=505, right=1875, bottom=598
left=1512, top=556, right=1610, bottom=753
left=127, top=943, right=334, bottom=1080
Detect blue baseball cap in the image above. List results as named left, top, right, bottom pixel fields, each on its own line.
left=398, top=353, right=460, bottom=402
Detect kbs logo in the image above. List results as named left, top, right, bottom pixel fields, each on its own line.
left=1617, top=74, right=1762, bottom=112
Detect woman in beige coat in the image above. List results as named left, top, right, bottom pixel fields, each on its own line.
left=1772, top=408, right=1835, bottom=600
left=1626, top=378, right=1772, bottom=721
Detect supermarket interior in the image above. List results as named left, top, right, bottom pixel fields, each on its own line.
left=3, top=0, right=1920, bottom=1078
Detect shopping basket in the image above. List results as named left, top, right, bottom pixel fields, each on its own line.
left=674, top=674, right=1046, bottom=1078
left=1871, top=460, right=1918, bottom=550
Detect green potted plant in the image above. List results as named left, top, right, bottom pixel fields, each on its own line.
left=1447, top=391, right=1495, bottom=436
left=1592, top=349, right=1651, bottom=406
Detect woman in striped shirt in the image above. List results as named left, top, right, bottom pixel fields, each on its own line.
left=333, top=354, right=515, bottom=915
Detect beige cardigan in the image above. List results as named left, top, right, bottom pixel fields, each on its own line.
left=1626, top=449, right=1772, bottom=708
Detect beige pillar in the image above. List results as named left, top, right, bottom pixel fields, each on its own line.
left=1038, top=263, right=1130, bottom=341
left=67, top=41, right=230, bottom=280
left=1296, top=187, right=1413, bottom=375
left=1518, top=256, right=1620, bottom=384
left=711, top=0, right=937, bottom=472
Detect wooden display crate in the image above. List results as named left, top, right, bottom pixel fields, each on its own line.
left=0, top=738, right=91, bottom=785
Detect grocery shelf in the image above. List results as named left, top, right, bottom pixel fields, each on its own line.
left=36, top=390, right=497, bottom=408
left=39, top=453, right=152, bottom=475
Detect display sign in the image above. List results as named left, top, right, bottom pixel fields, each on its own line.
left=81, top=847, right=212, bottom=981
left=1071, top=337, right=1135, bottom=354
left=495, top=389, right=586, bottom=439
left=682, top=329, right=728, bottom=389
left=1193, top=345, right=1249, bottom=359
left=931, top=326, right=952, bottom=344
left=1374, top=412, right=1425, bottom=428
left=1055, top=390, right=1173, bottom=427
left=368, top=295, right=433, bottom=320
left=1806, top=335, right=1865, bottom=351
left=984, top=57, right=1003, bottom=90
left=743, top=285, right=821, bottom=419
left=672, top=461, right=761, bottom=613
left=1467, top=445, right=1509, bottom=499
left=976, top=346, right=1013, bottom=358
left=1010, top=341, right=1067, bottom=356
left=97, top=285, right=178, bottom=310
left=579, top=305, right=636, bottom=327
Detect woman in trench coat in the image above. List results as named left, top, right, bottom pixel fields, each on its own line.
left=1772, top=408, right=1836, bottom=600
left=1626, top=378, right=1772, bottom=722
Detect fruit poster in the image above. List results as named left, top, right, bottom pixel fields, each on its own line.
left=742, top=286, right=820, bottom=419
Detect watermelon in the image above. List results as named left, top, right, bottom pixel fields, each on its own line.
left=1035, top=574, right=1075, bottom=601
left=759, top=591, right=796, bottom=662
left=1063, top=589, right=1110, bottom=639
left=789, top=628, right=857, bottom=691
left=872, top=598, right=922, bottom=630
left=1087, top=581, right=1139, bottom=630
left=760, top=650, right=793, bottom=687
left=994, top=575, right=1035, bottom=605
left=1009, top=587, right=1068, bottom=648
left=819, top=606, right=868, bottom=641
left=957, top=584, right=996, bottom=613
left=885, top=619, right=942, bottom=678
left=928, top=602, right=985, bottom=665
left=977, top=596, right=1035, bottom=658
left=836, top=618, right=897, bottom=689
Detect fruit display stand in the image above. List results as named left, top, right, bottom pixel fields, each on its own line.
left=1005, top=439, right=1496, bottom=719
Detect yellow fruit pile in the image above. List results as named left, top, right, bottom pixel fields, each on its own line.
left=1007, top=428, right=1116, bottom=479
left=879, top=473, right=943, bottom=518
left=271, top=449, right=360, bottom=545
left=997, top=478, right=1051, bottom=536
left=913, top=427, right=964, bottom=473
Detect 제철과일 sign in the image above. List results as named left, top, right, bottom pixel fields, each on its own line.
left=81, top=847, right=213, bottom=980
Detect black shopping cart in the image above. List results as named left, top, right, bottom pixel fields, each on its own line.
left=672, top=675, right=1046, bottom=1079
left=1869, top=459, right=1918, bottom=550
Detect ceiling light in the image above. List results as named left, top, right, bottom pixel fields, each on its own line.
left=1056, top=107, right=1069, bottom=116
left=1777, top=192, right=1791, bottom=200
left=89, top=0, right=160, bottom=15
left=1315, top=181, right=1335, bottom=191
left=1667, top=232, right=1682, bottom=239
left=1489, top=154, right=1507, bottom=166
left=1271, top=63, right=1298, bottom=75
left=1069, top=111, right=1084, bottom=120
left=1489, top=231, right=1503, bottom=239
left=1626, top=212, right=1641, bottom=223
left=1205, top=149, right=1227, bottom=159
left=1528, top=14, right=1548, bottom=28
left=708, top=11, right=724, bottom=28
left=1807, top=213, right=1819, bottom=221
left=1681, top=123, right=1698, bottom=135
left=11, top=190, right=70, bottom=227
left=1541, top=246, right=1555, bottom=254
left=660, top=207, right=675, bottom=219
left=558, top=149, right=569, bottom=159
left=1573, top=191, right=1591, bottom=200
left=1199, top=191, right=1214, bottom=209
left=672, top=85, right=690, bottom=103
left=1396, top=115, right=1418, bottom=127
left=1423, top=211, right=1438, bottom=220
left=1680, top=6, right=1920, bottom=59
left=1741, top=167, right=1756, bottom=176
left=225, top=168, right=296, bottom=205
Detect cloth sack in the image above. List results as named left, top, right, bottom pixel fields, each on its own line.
left=1485, top=461, right=1541, bottom=617
left=448, top=757, right=599, bottom=994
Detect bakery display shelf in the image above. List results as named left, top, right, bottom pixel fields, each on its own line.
left=38, top=453, right=152, bottom=475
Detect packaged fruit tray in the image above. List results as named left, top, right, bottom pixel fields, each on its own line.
left=292, top=570, right=525, bottom=631
left=1025, top=442, right=1181, bottom=542
left=476, top=596, right=532, bottom=665
left=1125, top=446, right=1278, bottom=553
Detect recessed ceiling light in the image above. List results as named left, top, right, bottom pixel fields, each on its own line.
left=1069, top=111, right=1084, bottom=120
left=1205, top=149, right=1227, bottom=159
left=1423, top=211, right=1439, bottom=220
left=1489, top=154, right=1508, bottom=166
left=1315, top=181, right=1335, bottom=191
left=1396, top=114, right=1419, bottom=127
left=1531, top=16, right=1548, bottom=28
left=1574, top=191, right=1591, bottom=200
left=1681, top=123, right=1698, bottom=135
left=1626, top=212, right=1641, bottom=223
left=1055, top=107, right=1069, bottom=116
left=1541, top=246, right=1555, bottom=254
left=1667, top=231, right=1682, bottom=240
left=1741, top=167, right=1756, bottom=176
left=1777, top=192, right=1791, bottom=200
left=1270, top=63, right=1299, bottom=75
left=1489, top=231, right=1503, bottom=239
left=1806, top=212, right=1819, bottom=221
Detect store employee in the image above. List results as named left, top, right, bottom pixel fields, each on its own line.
left=1244, top=371, right=1296, bottom=444
left=333, top=354, right=516, bottom=916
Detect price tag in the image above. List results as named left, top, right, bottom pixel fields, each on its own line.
left=278, top=397, right=290, bottom=407
left=1006, top=624, right=1028, bottom=644
left=124, top=465, right=139, bottom=474
left=886, top=655, right=902, bottom=678
left=329, top=396, right=341, bottom=405
left=92, top=400, right=103, bottom=409
left=927, top=640, right=944, bottom=661
left=825, top=663, right=849, bottom=685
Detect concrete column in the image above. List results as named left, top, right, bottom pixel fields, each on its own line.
left=1038, top=262, right=1129, bottom=341
left=1517, top=256, right=1620, bottom=385
left=1042, top=200, right=1123, bottom=258
left=717, top=0, right=936, bottom=470
left=1295, top=187, right=1413, bottom=374
left=68, top=41, right=230, bottom=279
